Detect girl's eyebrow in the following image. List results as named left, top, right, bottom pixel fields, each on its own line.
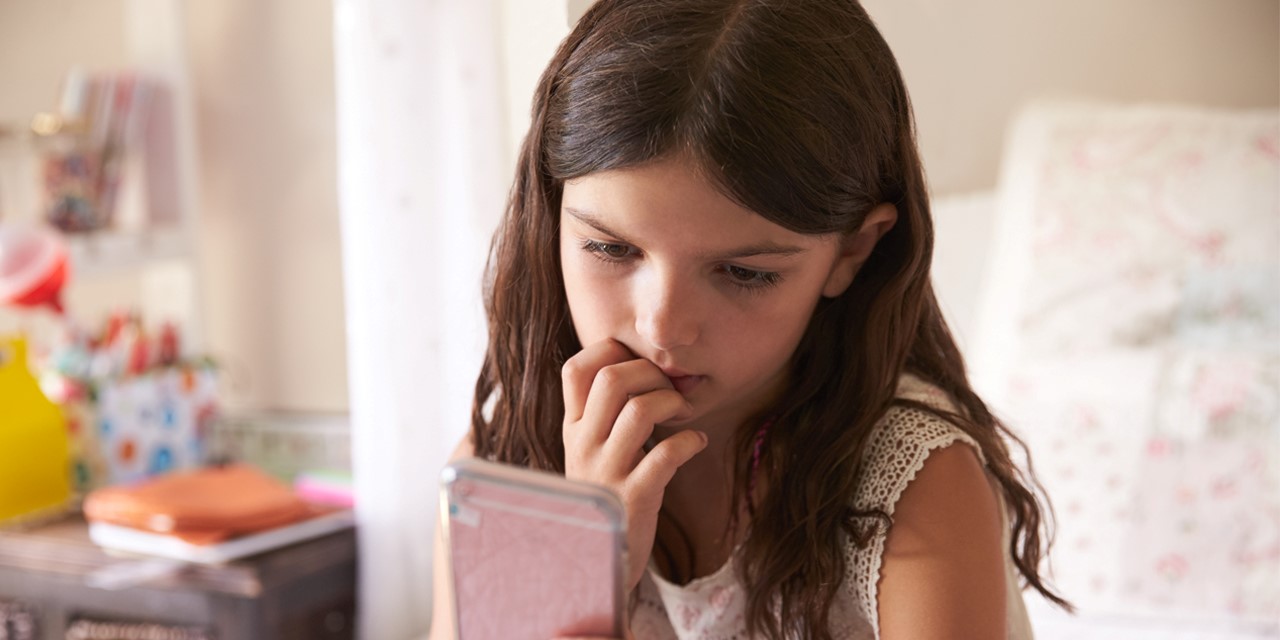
left=565, top=207, right=635, bottom=244
left=564, top=206, right=808, bottom=260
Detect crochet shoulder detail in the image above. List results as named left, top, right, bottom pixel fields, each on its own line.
left=842, top=403, right=986, bottom=636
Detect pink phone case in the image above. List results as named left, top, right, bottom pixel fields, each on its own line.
left=441, top=458, right=626, bottom=640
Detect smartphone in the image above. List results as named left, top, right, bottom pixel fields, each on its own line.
left=440, top=458, right=627, bottom=640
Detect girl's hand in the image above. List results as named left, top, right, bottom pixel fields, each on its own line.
left=562, top=338, right=709, bottom=593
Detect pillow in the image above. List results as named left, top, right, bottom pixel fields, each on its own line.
left=968, top=102, right=1280, bottom=630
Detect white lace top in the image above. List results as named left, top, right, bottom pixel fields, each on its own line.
left=629, top=375, right=1035, bottom=639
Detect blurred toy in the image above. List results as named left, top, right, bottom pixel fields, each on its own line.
left=0, top=223, right=69, bottom=313
left=39, top=313, right=217, bottom=490
left=0, top=336, right=71, bottom=522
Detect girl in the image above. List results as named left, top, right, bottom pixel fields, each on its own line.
left=431, top=0, right=1070, bottom=637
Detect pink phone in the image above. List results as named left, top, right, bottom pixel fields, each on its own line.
left=440, top=458, right=627, bottom=640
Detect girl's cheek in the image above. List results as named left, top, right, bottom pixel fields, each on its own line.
left=571, top=281, right=628, bottom=338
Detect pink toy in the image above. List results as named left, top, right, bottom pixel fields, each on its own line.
left=0, top=224, right=69, bottom=313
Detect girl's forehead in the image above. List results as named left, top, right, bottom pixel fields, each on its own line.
left=562, top=175, right=830, bottom=257
left=560, top=157, right=831, bottom=251
left=562, top=165, right=744, bottom=224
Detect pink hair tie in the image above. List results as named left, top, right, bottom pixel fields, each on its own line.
left=746, top=416, right=776, bottom=518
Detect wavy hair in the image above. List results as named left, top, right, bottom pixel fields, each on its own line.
left=470, top=1, right=1070, bottom=637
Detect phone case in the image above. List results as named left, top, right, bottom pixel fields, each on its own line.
left=441, top=458, right=627, bottom=640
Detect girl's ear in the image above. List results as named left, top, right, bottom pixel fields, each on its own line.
left=822, top=203, right=898, bottom=298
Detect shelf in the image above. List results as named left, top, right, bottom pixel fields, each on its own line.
left=66, top=226, right=193, bottom=276
left=0, top=511, right=357, bottom=639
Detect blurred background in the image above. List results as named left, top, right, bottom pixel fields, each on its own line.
left=0, top=1, right=1276, bottom=639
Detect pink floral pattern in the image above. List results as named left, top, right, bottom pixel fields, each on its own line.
left=982, top=103, right=1280, bottom=631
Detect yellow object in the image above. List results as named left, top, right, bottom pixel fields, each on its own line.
left=0, top=336, right=70, bottom=522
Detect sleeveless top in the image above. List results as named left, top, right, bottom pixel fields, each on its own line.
left=629, top=374, right=1035, bottom=639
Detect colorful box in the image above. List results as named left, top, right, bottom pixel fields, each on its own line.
left=61, top=365, right=218, bottom=490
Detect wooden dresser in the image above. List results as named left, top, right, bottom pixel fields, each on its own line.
left=0, top=513, right=356, bottom=640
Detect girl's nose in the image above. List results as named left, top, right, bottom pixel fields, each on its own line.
left=634, top=273, right=700, bottom=351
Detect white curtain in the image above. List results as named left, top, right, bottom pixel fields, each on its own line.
left=332, top=1, right=504, bottom=637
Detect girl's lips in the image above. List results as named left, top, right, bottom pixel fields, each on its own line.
left=669, top=375, right=704, bottom=395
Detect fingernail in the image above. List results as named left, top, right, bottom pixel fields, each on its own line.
left=698, top=431, right=709, bottom=445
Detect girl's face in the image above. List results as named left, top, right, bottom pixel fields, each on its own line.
left=559, top=155, right=863, bottom=434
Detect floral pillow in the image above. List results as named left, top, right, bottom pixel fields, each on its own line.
left=972, top=103, right=1280, bottom=629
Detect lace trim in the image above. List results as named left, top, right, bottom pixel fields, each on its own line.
left=843, top=404, right=985, bottom=637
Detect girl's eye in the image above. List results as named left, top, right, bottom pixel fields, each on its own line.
left=582, top=239, right=636, bottom=261
left=722, top=265, right=782, bottom=290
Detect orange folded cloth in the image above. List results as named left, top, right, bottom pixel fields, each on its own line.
left=84, top=464, right=329, bottom=545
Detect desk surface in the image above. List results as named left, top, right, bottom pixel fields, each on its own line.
left=0, top=511, right=357, bottom=597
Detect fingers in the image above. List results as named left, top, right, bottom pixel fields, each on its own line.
left=563, top=338, right=690, bottom=445
left=561, top=336, right=701, bottom=481
left=577, top=359, right=679, bottom=444
left=632, top=428, right=709, bottom=491
left=601, top=390, right=690, bottom=464
left=562, top=339, right=633, bottom=423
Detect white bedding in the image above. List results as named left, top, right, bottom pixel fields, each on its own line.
left=935, top=102, right=1280, bottom=638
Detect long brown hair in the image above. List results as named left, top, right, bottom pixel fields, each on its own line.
left=471, top=0, right=1070, bottom=636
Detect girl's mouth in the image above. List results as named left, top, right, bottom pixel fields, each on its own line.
left=669, top=375, right=704, bottom=395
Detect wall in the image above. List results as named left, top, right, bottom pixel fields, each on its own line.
left=497, top=0, right=570, bottom=176
left=864, top=0, right=1280, bottom=195
left=185, top=0, right=348, bottom=412
left=0, top=0, right=349, bottom=414
left=0, top=1, right=130, bottom=123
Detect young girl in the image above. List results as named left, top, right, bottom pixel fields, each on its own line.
left=430, top=0, right=1070, bottom=637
